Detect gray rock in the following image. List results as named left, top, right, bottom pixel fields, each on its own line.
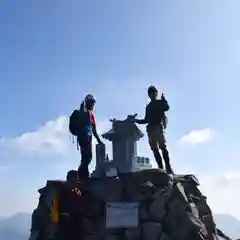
left=125, top=228, right=141, bottom=240
left=105, top=234, right=123, bottom=240
left=83, top=198, right=103, bottom=218
left=162, top=211, right=180, bottom=234
left=139, top=204, right=149, bottom=221
left=133, top=169, right=171, bottom=188
left=121, top=177, right=147, bottom=201
left=149, top=198, right=167, bottom=222
left=174, top=182, right=189, bottom=202
left=149, top=186, right=172, bottom=221
left=189, top=202, right=199, bottom=218
left=85, top=178, right=122, bottom=201
left=81, top=218, right=94, bottom=234
left=168, top=197, right=187, bottom=217
left=142, top=222, right=163, bottom=240
left=169, top=216, right=194, bottom=240
left=29, top=230, right=39, bottom=240
left=30, top=170, right=217, bottom=240
left=152, top=185, right=172, bottom=200
left=160, top=233, right=170, bottom=240
left=81, top=235, right=100, bottom=240
left=187, top=211, right=207, bottom=235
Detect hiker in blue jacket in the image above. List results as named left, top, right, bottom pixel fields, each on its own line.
left=70, top=94, right=103, bottom=180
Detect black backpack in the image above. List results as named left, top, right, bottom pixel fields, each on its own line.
left=69, top=109, right=83, bottom=136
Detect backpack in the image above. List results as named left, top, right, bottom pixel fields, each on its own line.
left=69, top=109, right=83, bottom=136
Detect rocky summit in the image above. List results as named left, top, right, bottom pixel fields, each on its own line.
left=29, top=169, right=219, bottom=240
left=29, top=116, right=221, bottom=240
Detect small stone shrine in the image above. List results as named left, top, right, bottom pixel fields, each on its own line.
left=92, top=115, right=151, bottom=177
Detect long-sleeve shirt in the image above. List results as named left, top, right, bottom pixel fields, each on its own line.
left=135, top=98, right=169, bottom=129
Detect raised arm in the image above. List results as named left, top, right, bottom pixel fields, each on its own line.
left=161, top=94, right=170, bottom=112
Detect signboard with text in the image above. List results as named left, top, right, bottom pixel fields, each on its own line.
left=106, top=202, right=139, bottom=228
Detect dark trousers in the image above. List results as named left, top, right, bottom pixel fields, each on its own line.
left=77, top=134, right=92, bottom=179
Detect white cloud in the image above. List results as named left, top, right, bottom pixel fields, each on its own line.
left=15, top=116, right=69, bottom=153
left=4, top=116, right=69, bottom=154
left=0, top=115, right=112, bottom=156
left=199, top=172, right=240, bottom=220
left=179, top=128, right=216, bottom=146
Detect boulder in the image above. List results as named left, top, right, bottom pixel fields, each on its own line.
left=29, top=169, right=217, bottom=240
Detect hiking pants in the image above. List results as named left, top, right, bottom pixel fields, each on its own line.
left=147, top=125, right=166, bottom=150
left=147, top=125, right=173, bottom=173
left=77, top=134, right=92, bottom=179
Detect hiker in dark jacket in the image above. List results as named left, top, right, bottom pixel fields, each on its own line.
left=77, top=94, right=103, bottom=179
left=134, top=86, right=173, bottom=174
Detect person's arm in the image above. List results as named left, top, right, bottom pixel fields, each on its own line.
left=135, top=105, right=149, bottom=124
left=93, top=127, right=102, bottom=144
left=161, top=94, right=170, bottom=112
left=91, top=113, right=102, bottom=144
left=135, top=118, right=147, bottom=124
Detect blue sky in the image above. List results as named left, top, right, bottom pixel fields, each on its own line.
left=0, top=0, right=240, bottom=218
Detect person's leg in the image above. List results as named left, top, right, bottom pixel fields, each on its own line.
left=161, top=147, right=173, bottom=174
left=157, top=130, right=174, bottom=174
left=77, top=135, right=92, bottom=179
left=78, top=149, right=86, bottom=179
left=147, top=127, right=163, bottom=169
left=77, top=136, right=88, bottom=179
left=81, top=141, right=92, bottom=178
